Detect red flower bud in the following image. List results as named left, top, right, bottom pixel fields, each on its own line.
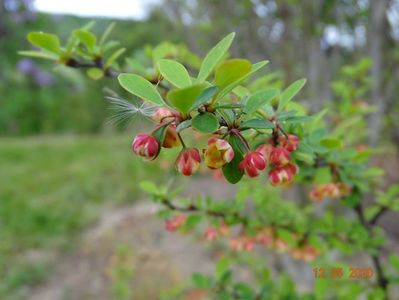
left=162, top=125, right=180, bottom=148
left=279, top=134, right=300, bottom=152
left=175, top=148, right=201, bottom=176
left=152, top=107, right=177, bottom=123
left=268, top=163, right=298, bottom=186
left=269, top=147, right=290, bottom=166
left=255, top=144, right=273, bottom=163
left=204, top=228, right=218, bottom=241
left=165, top=214, right=186, bottom=232
left=132, top=134, right=159, bottom=160
left=239, top=151, right=267, bottom=177
left=203, top=138, right=234, bottom=169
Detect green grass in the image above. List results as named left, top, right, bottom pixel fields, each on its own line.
left=0, top=134, right=164, bottom=298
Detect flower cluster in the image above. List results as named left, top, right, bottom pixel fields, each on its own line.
left=248, top=134, right=300, bottom=186
left=165, top=214, right=186, bottom=232
left=204, top=224, right=318, bottom=262
left=309, top=182, right=351, bottom=202
left=131, top=108, right=302, bottom=186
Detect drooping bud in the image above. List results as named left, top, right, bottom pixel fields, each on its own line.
left=239, top=151, right=267, bottom=177
left=132, top=134, right=159, bottom=160
left=229, top=236, right=255, bottom=252
left=175, top=148, right=201, bottom=176
left=204, top=228, right=218, bottom=241
left=255, top=227, right=274, bottom=245
left=269, top=147, right=290, bottom=166
left=162, top=125, right=180, bottom=148
left=218, top=222, right=230, bottom=236
left=323, top=183, right=341, bottom=198
left=152, top=107, right=177, bottom=123
left=203, top=137, right=234, bottom=169
left=279, top=134, right=300, bottom=152
left=268, top=163, right=298, bottom=186
left=165, top=214, right=186, bottom=232
left=291, top=244, right=319, bottom=262
left=255, top=144, right=273, bottom=163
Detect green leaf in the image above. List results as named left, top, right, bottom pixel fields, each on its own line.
left=99, top=22, right=115, bottom=46
left=222, top=135, right=244, bottom=184
left=152, top=125, right=169, bottom=152
left=389, top=254, right=399, bottom=272
left=278, top=78, right=306, bottom=111
left=167, top=84, right=207, bottom=114
left=215, top=59, right=252, bottom=90
left=118, top=73, right=165, bottom=106
left=197, top=32, right=235, bottom=81
left=283, top=115, right=313, bottom=124
left=314, top=167, right=332, bottom=184
left=73, top=29, right=97, bottom=52
left=192, top=273, right=211, bottom=289
left=188, top=86, right=219, bottom=112
left=320, top=138, right=342, bottom=149
left=240, top=118, right=274, bottom=130
left=18, top=50, right=58, bottom=60
left=176, top=120, right=192, bottom=133
left=139, top=181, right=159, bottom=195
left=216, top=60, right=269, bottom=101
left=105, top=48, right=126, bottom=68
left=293, top=151, right=314, bottom=164
left=157, top=59, right=192, bottom=88
left=27, top=32, right=61, bottom=54
left=216, top=256, right=230, bottom=280
left=244, top=88, right=279, bottom=114
left=86, top=68, right=103, bottom=80
left=191, top=113, right=219, bottom=134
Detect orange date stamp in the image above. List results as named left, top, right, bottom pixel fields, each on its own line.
left=313, top=267, right=374, bottom=279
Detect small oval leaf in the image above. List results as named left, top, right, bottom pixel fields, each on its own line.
left=158, top=59, right=192, bottom=88
left=240, top=118, right=274, bottom=130
left=215, top=59, right=252, bottom=89
left=167, top=84, right=207, bottom=114
left=197, top=32, right=235, bottom=82
left=222, top=135, right=244, bottom=184
left=188, top=86, right=219, bottom=112
left=27, top=32, right=61, bottom=54
left=244, top=88, right=279, bottom=114
left=118, top=73, right=165, bottom=106
left=191, top=113, right=219, bottom=134
left=278, top=78, right=307, bottom=111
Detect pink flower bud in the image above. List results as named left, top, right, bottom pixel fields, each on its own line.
left=162, top=125, right=180, bottom=148
left=132, top=134, right=159, bottom=160
left=272, top=238, right=288, bottom=252
left=203, top=138, right=234, bottom=169
left=268, top=163, right=298, bottom=186
left=323, top=183, right=341, bottom=198
left=204, top=228, right=218, bottom=241
left=269, top=147, right=291, bottom=166
left=175, top=148, right=201, bottom=176
left=152, top=107, right=177, bottom=123
left=165, top=214, right=186, bottom=232
left=255, top=144, right=273, bottom=163
left=218, top=222, right=230, bottom=236
left=255, top=228, right=273, bottom=245
left=291, top=244, right=319, bottom=262
left=239, top=151, right=267, bottom=177
left=309, top=185, right=325, bottom=202
left=243, top=238, right=256, bottom=251
left=279, top=134, right=300, bottom=152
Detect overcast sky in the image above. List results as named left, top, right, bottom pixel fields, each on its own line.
left=34, top=0, right=160, bottom=19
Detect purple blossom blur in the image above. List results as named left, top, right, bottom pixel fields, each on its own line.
left=17, top=58, right=54, bottom=86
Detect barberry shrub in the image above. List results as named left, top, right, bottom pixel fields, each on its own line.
left=22, top=24, right=399, bottom=299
